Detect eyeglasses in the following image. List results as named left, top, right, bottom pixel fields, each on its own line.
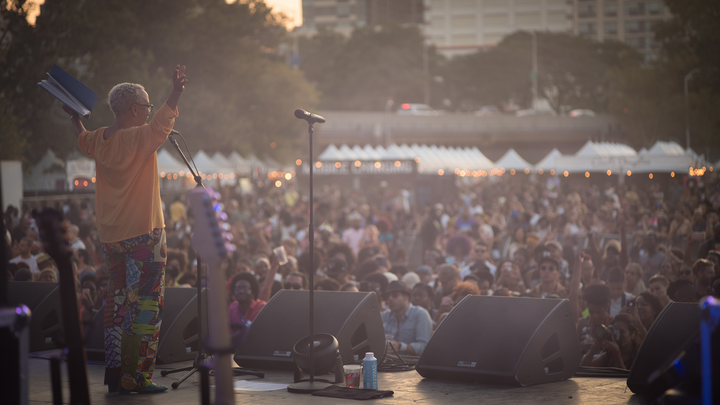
left=284, top=283, right=302, bottom=290
left=234, top=285, right=251, bottom=292
left=540, top=265, right=557, bottom=272
left=136, top=103, right=154, bottom=113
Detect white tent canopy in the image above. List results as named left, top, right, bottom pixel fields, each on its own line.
left=25, top=149, right=66, bottom=191
left=193, top=150, right=223, bottom=175
left=157, top=149, right=187, bottom=175
left=494, top=148, right=532, bottom=171
left=66, top=155, right=95, bottom=190
left=534, top=148, right=562, bottom=171
left=228, top=151, right=252, bottom=175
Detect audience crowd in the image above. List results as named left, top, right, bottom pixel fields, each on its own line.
left=5, top=174, right=720, bottom=369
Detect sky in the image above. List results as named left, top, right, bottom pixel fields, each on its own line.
left=22, top=0, right=302, bottom=28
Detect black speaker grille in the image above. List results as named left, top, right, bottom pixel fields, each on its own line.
left=627, top=302, right=700, bottom=393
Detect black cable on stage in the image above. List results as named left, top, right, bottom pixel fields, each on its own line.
left=378, top=342, right=418, bottom=372
left=574, top=366, right=629, bottom=378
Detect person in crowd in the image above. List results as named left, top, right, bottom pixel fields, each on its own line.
left=39, top=269, right=57, bottom=282
left=630, top=291, right=664, bottom=333
left=420, top=204, right=444, bottom=258
left=361, top=272, right=390, bottom=308
left=581, top=313, right=640, bottom=369
left=527, top=256, right=566, bottom=299
left=228, top=272, right=266, bottom=327
left=460, top=240, right=496, bottom=279
left=14, top=268, right=34, bottom=282
left=338, top=283, right=357, bottom=292
left=667, top=279, right=699, bottom=302
left=434, top=264, right=461, bottom=308
left=381, top=281, right=432, bottom=356
left=177, top=272, right=196, bottom=287
left=577, top=284, right=612, bottom=353
left=658, top=258, right=675, bottom=282
left=647, top=275, right=671, bottom=307
left=169, top=195, right=187, bottom=224
left=325, top=257, right=350, bottom=286
left=10, top=237, right=40, bottom=277
left=401, top=271, right=420, bottom=289
left=342, top=212, right=365, bottom=258
left=545, top=241, right=569, bottom=280
left=607, top=267, right=632, bottom=317
left=75, top=248, right=96, bottom=282
left=638, top=233, right=663, bottom=281
left=495, top=260, right=526, bottom=294
left=414, top=265, right=433, bottom=286
left=624, top=263, right=646, bottom=296
left=692, top=258, right=716, bottom=298
left=475, top=270, right=495, bottom=295
left=165, top=266, right=179, bottom=288
left=66, top=224, right=87, bottom=252
left=411, top=283, right=437, bottom=322
left=315, top=278, right=340, bottom=291
left=284, top=272, right=308, bottom=290
left=36, top=253, right=56, bottom=273
left=80, top=275, right=103, bottom=323
left=508, top=227, right=527, bottom=259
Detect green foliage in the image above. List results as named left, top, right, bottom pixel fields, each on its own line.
left=299, top=24, right=442, bottom=110
left=606, top=0, right=720, bottom=150
left=442, top=31, right=639, bottom=113
left=0, top=0, right=316, bottom=164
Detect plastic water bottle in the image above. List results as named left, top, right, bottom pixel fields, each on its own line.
left=362, top=352, right=378, bottom=390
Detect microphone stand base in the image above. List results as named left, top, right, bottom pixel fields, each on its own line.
left=287, top=381, right=334, bottom=394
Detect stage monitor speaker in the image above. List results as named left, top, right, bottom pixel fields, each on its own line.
left=84, top=287, right=209, bottom=363
left=156, top=287, right=208, bottom=364
left=233, top=290, right=385, bottom=370
left=626, top=302, right=701, bottom=394
left=7, top=282, right=64, bottom=352
left=416, top=296, right=580, bottom=387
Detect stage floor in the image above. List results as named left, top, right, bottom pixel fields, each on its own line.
left=27, top=352, right=640, bottom=404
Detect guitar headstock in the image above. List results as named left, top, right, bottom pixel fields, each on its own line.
left=188, top=188, right=235, bottom=266
left=32, top=208, right=73, bottom=264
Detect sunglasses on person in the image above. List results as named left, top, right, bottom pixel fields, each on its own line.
left=540, top=265, right=557, bottom=272
left=284, top=282, right=302, bottom=290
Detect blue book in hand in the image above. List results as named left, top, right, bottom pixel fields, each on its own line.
left=37, top=65, right=98, bottom=119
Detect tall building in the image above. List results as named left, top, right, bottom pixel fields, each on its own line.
left=425, top=0, right=573, bottom=58
left=572, top=0, right=671, bottom=57
left=301, top=0, right=368, bottom=36
left=300, top=0, right=424, bottom=36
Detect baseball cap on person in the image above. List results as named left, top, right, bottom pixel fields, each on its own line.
left=538, top=256, right=560, bottom=269
left=415, top=265, right=432, bottom=276
left=326, top=257, right=348, bottom=275
left=384, top=280, right=410, bottom=299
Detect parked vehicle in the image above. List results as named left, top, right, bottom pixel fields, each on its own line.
left=396, top=103, right=442, bottom=116
left=570, top=109, right=596, bottom=117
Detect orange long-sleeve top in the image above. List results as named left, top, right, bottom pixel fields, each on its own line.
left=78, top=102, right=178, bottom=243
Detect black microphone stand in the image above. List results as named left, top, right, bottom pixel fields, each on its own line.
left=161, top=132, right=209, bottom=390
left=161, top=133, right=262, bottom=397
left=287, top=120, right=332, bottom=393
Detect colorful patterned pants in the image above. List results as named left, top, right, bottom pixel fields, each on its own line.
left=102, top=228, right=166, bottom=390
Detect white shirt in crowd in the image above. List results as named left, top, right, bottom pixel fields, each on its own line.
left=609, top=291, right=633, bottom=318
left=10, top=254, right=40, bottom=275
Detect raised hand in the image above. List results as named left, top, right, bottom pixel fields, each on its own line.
left=173, top=65, right=188, bottom=92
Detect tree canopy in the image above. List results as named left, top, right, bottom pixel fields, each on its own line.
left=0, top=0, right=317, bottom=164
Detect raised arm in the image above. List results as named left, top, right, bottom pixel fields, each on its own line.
left=166, top=65, right=187, bottom=110
left=64, top=105, right=87, bottom=137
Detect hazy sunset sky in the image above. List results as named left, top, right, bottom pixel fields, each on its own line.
left=23, top=0, right=303, bottom=28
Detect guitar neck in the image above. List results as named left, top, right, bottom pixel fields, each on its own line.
left=205, top=259, right=235, bottom=405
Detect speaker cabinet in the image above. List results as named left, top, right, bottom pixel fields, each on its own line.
left=7, top=282, right=64, bottom=352
left=234, top=290, right=385, bottom=370
left=84, top=287, right=209, bottom=363
left=416, top=296, right=580, bottom=386
left=626, top=302, right=701, bottom=394
left=156, top=287, right=209, bottom=364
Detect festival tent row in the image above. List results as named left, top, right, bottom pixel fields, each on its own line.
left=317, top=141, right=707, bottom=177
left=27, top=149, right=281, bottom=192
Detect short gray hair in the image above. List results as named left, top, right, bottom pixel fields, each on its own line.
left=107, top=83, right=146, bottom=115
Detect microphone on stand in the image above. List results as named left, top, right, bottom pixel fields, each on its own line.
left=294, top=109, right=326, bottom=124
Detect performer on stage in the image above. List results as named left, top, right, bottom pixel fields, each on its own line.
left=64, top=65, right=188, bottom=394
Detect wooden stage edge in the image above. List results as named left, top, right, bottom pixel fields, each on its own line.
left=27, top=352, right=640, bottom=404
